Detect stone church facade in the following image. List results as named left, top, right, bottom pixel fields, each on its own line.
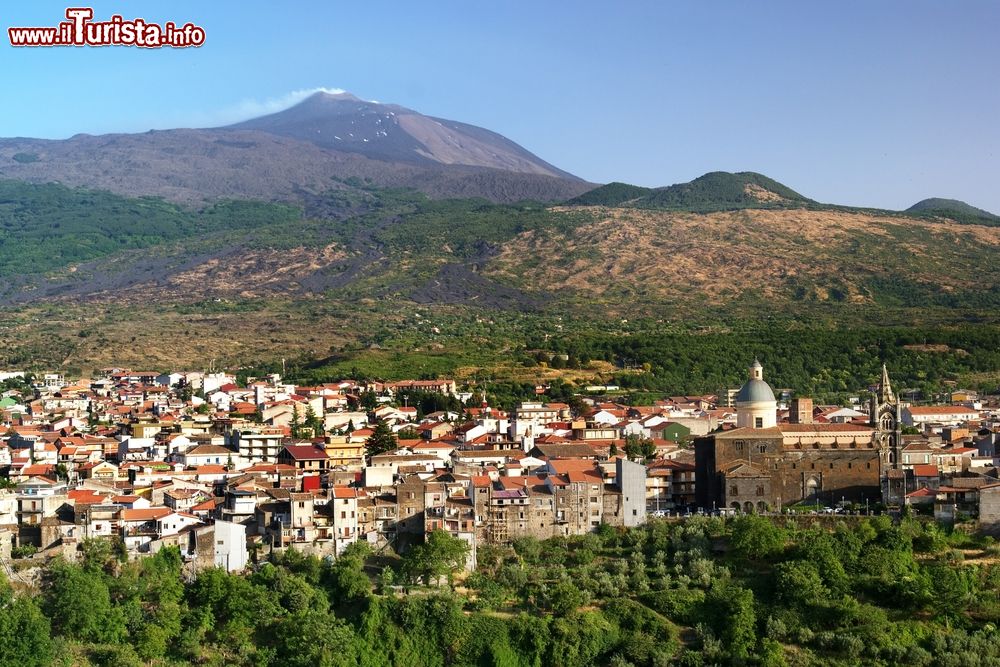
left=696, top=362, right=900, bottom=510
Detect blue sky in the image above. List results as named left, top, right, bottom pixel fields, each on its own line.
left=2, top=1, right=997, bottom=211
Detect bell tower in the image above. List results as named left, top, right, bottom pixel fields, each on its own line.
left=870, top=364, right=902, bottom=468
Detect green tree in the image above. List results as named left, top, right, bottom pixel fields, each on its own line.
left=773, top=560, right=828, bottom=608
left=172, top=379, right=194, bottom=402
left=623, top=434, right=656, bottom=462
left=729, top=514, right=785, bottom=560
left=402, top=530, right=471, bottom=586
left=270, top=610, right=360, bottom=667
left=290, top=404, right=303, bottom=438
left=304, top=403, right=324, bottom=437
left=706, top=584, right=757, bottom=660
left=0, top=579, right=54, bottom=667
left=360, top=390, right=379, bottom=412
left=41, top=560, right=125, bottom=643
left=365, top=418, right=398, bottom=459
left=324, top=544, right=373, bottom=607
left=548, top=581, right=590, bottom=616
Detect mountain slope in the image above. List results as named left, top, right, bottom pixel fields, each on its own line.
left=567, top=182, right=654, bottom=206
left=569, top=172, right=811, bottom=211
left=4, top=179, right=1000, bottom=318
left=2, top=179, right=1000, bottom=370
left=487, top=205, right=1000, bottom=314
left=906, top=198, right=1000, bottom=226
left=225, top=92, right=579, bottom=180
left=0, top=93, right=590, bottom=205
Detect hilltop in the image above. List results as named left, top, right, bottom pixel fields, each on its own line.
left=0, top=92, right=591, bottom=205
left=226, top=91, right=579, bottom=180
left=906, top=198, right=1000, bottom=226
left=568, top=172, right=811, bottom=211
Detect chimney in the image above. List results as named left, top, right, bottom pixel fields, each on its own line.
left=790, top=398, right=813, bottom=424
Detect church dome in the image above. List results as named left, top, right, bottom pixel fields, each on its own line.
left=736, top=359, right=777, bottom=429
left=736, top=378, right=776, bottom=403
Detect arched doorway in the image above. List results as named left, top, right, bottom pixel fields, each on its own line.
left=757, top=501, right=768, bottom=513
left=743, top=501, right=754, bottom=514
left=805, top=476, right=820, bottom=500
left=730, top=502, right=741, bottom=511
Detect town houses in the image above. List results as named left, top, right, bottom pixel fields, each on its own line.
left=2, top=362, right=1000, bottom=570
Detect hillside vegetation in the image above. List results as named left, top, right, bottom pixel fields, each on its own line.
left=906, top=197, right=1000, bottom=227
left=4, top=517, right=1000, bottom=666
left=0, top=181, right=302, bottom=279
left=569, top=172, right=811, bottom=212
left=488, top=205, right=1000, bottom=313
left=1, top=178, right=1000, bottom=383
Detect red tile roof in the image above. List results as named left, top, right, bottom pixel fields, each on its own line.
left=907, top=406, right=978, bottom=416
left=281, top=445, right=328, bottom=461
left=119, top=507, right=171, bottom=521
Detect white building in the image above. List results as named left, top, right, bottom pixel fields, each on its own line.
left=903, top=405, right=980, bottom=429
left=213, top=520, right=248, bottom=571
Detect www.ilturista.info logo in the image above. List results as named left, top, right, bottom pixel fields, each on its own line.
left=8, top=7, right=205, bottom=48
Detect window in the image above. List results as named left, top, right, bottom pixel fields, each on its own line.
left=755, top=417, right=763, bottom=428
left=734, top=440, right=745, bottom=452
left=758, top=444, right=767, bottom=454
left=829, top=463, right=834, bottom=469
left=729, top=485, right=739, bottom=497
left=756, top=485, right=765, bottom=496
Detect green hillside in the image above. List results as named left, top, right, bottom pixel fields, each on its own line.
left=567, top=182, right=654, bottom=206
left=0, top=180, right=302, bottom=277
left=640, top=171, right=811, bottom=210
left=570, top=171, right=812, bottom=212
left=906, top=197, right=1000, bottom=226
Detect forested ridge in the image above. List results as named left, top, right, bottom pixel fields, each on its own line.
left=4, top=516, right=1000, bottom=666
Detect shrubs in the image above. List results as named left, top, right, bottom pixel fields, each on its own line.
left=10, top=544, right=37, bottom=559
left=728, top=514, right=786, bottom=560
left=4, top=516, right=1000, bottom=665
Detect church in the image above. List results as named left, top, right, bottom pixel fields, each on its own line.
left=694, top=361, right=901, bottom=511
